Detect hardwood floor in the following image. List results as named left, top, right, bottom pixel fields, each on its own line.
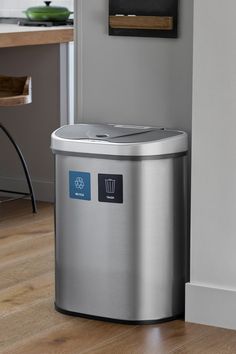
left=0, top=200, right=236, bottom=354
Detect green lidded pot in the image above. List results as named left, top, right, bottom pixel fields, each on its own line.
left=24, top=1, right=73, bottom=22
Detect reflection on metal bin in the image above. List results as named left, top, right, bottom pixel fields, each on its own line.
left=51, top=123, right=188, bottom=324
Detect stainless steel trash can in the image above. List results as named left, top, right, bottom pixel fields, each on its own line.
left=51, top=123, right=188, bottom=324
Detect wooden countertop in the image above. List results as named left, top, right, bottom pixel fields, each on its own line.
left=0, top=24, right=74, bottom=48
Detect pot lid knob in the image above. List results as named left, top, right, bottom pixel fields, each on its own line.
left=44, top=1, right=52, bottom=6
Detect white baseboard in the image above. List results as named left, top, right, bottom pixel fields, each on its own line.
left=185, top=282, right=236, bottom=330
left=0, top=176, right=54, bottom=203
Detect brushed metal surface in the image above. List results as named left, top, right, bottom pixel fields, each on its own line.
left=51, top=124, right=188, bottom=157
left=55, top=154, right=186, bottom=321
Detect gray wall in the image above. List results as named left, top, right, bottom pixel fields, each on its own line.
left=186, top=0, right=236, bottom=330
left=76, top=0, right=193, bottom=134
left=0, top=45, right=61, bottom=201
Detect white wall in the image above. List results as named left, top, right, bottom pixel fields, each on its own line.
left=75, top=0, right=193, bottom=134
left=0, top=0, right=73, bottom=18
left=186, top=0, right=236, bottom=330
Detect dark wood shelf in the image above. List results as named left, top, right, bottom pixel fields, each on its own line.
left=0, top=75, right=32, bottom=106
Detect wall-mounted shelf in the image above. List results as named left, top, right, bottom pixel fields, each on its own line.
left=109, top=0, right=179, bottom=38
left=109, top=16, right=173, bottom=31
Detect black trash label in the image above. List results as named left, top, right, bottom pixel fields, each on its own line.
left=98, top=174, right=123, bottom=204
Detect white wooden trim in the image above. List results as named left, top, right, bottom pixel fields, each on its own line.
left=186, top=282, right=236, bottom=330
left=74, top=0, right=83, bottom=123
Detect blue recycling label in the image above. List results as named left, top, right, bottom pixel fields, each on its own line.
left=69, top=171, right=91, bottom=200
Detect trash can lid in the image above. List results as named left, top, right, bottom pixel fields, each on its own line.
left=51, top=124, right=188, bottom=157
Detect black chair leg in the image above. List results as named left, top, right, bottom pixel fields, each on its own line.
left=0, top=123, right=37, bottom=213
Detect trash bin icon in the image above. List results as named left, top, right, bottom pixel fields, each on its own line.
left=105, top=179, right=116, bottom=194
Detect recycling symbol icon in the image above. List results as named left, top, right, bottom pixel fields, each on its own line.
left=75, top=176, right=85, bottom=190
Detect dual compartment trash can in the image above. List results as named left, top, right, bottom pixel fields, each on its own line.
left=51, top=123, right=188, bottom=323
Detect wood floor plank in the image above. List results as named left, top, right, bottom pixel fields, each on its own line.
left=0, top=233, right=53, bottom=266
left=0, top=272, right=53, bottom=318
left=0, top=298, right=76, bottom=351
left=0, top=250, right=53, bottom=290
left=0, top=217, right=53, bottom=246
left=0, top=201, right=53, bottom=230
left=0, top=200, right=52, bottom=220
left=0, top=317, right=134, bottom=354
left=170, top=325, right=236, bottom=354
left=87, top=321, right=215, bottom=354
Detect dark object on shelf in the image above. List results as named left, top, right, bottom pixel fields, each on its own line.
left=0, top=75, right=37, bottom=214
left=0, top=17, right=21, bottom=24
left=18, top=18, right=73, bottom=27
left=109, top=0, right=179, bottom=38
